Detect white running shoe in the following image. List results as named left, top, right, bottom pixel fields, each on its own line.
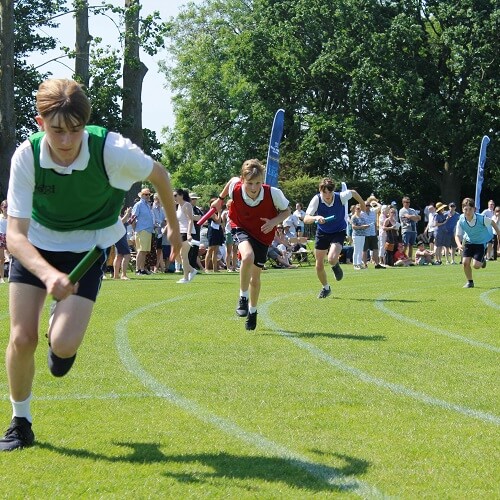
left=188, top=269, right=198, bottom=281
left=176, top=278, right=190, bottom=284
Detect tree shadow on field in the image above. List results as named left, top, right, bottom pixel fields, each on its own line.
left=268, top=330, right=386, bottom=341
left=335, top=297, right=431, bottom=304
left=37, top=441, right=370, bottom=493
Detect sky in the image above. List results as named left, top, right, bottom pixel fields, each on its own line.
left=28, top=0, right=199, bottom=137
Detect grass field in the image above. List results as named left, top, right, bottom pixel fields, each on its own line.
left=0, top=260, right=499, bottom=498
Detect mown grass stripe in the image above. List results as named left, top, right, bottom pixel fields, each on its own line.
left=260, top=296, right=500, bottom=426
left=374, top=293, right=500, bottom=353
left=115, top=298, right=385, bottom=498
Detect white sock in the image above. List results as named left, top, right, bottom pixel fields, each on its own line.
left=249, top=306, right=257, bottom=314
left=323, top=284, right=330, bottom=290
left=240, top=290, right=249, bottom=298
left=11, top=393, right=33, bottom=423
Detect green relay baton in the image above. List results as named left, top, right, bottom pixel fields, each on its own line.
left=68, top=246, right=104, bottom=284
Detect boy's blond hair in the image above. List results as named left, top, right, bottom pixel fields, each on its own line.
left=241, top=159, right=265, bottom=181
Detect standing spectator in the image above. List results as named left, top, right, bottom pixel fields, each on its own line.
left=188, top=193, right=203, bottom=270
left=282, top=211, right=300, bottom=238
left=222, top=200, right=238, bottom=272
left=378, top=205, right=390, bottom=265
left=303, top=178, right=366, bottom=298
left=151, top=193, right=166, bottom=273
left=351, top=204, right=369, bottom=270
left=293, top=202, right=306, bottom=236
left=113, top=206, right=133, bottom=280
left=444, top=202, right=460, bottom=264
left=383, top=207, right=400, bottom=267
left=0, top=200, right=8, bottom=283
left=481, top=199, right=496, bottom=260
left=0, top=78, right=181, bottom=451
left=455, top=197, right=500, bottom=288
left=363, top=197, right=384, bottom=269
left=174, top=188, right=197, bottom=283
left=132, top=187, right=154, bottom=275
left=433, top=202, right=448, bottom=265
left=424, top=204, right=437, bottom=252
left=399, top=196, right=421, bottom=259
left=205, top=198, right=224, bottom=272
left=492, top=206, right=500, bottom=260
left=211, top=159, right=290, bottom=330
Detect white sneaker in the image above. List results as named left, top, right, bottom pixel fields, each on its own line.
left=188, top=269, right=198, bottom=281
left=176, top=278, right=190, bottom=284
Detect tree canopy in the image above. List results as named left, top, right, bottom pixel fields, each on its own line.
left=162, top=0, right=499, bottom=206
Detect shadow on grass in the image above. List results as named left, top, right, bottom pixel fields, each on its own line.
left=36, top=441, right=370, bottom=492
left=332, top=297, right=431, bottom=304
left=266, top=330, right=386, bottom=341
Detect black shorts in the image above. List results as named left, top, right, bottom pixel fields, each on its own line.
left=9, top=248, right=107, bottom=302
left=115, top=234, right=131, bottom=255
left=231, top=228, right=268, bottom=268
left=462, top=243, right=486, bottom=262
left=315, top=230, right=346, bottom=250
left=363, top=235, right=378, bottom=251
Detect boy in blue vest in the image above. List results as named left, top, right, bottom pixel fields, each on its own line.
left=0, top=79, right=181, bottom=451
left=455, top=197, right=500, bottom=288
left=304, top=178, right=366, bottom=298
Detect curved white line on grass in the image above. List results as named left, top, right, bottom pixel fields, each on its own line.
left=260, top=297, right=500, bottom=426
left=480, top=288, right=500, bottom=311
left=115, top=298, right=384, bottom=498
left=374, top=294, right=500, bottom=353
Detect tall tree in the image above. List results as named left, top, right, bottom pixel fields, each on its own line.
left=74, top=0, right=90, bottom=86
left=0, top=0, right=16, bottom=197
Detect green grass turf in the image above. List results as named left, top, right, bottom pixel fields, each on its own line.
left=0, top=261, right=499, bottom=498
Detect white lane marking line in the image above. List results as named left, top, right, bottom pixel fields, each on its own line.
left=259, top=297, right=500, bottom=426
left=480, top=288, right=500, bottom=311
left=115, top=298, right=385, bottom=497
left=374, top=294, right=500, bottom=353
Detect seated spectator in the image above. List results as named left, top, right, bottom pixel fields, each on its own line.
left=414, top=241, right=435, bottom=265
left=394, top=242, right=415, bottom=266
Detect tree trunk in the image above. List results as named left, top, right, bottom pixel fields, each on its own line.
left=122, top=0, right=148, bottom=205
left=439, top=161, right=462, bottom=205
left=74, top=0, right=91, bottom=87
left=0, top=0, right=16, bottom=199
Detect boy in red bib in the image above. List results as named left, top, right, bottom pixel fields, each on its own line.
left=212, top=159, right=290, bottom=330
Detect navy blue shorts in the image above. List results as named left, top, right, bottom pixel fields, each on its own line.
left=9, top=248, right=107, bottom=302
left=115, top=234, right=131, bottom=255
left=462, top=243, right=486, bottom=262
left=231, top=228, right=268, bottom=268
left=315, top=230, right=346, bottom=250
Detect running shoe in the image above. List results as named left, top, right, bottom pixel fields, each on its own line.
left=236, top=296, right=249, bottom=317
left=48, top=347, right=77, bottom=377
left=318, top=287, right=331, bottom=299
left=332, top=263, right=343, bottom=281
left=245, top=312, right=257, bottom=330
left=0, top=417, right=35, bottom=451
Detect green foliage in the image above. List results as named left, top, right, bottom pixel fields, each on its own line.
left=162, top=0, right=499, bottom=205
left=13, top=0, right=69, bottom=141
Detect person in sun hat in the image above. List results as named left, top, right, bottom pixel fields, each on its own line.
left=455, top=197, right=500, bottom=288
left=433, top=202, right=448, bottom=264
left=131, top=187, right=155, bottom=274
left=1, top=78, right=181, bottom=452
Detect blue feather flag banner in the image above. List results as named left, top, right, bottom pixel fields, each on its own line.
left=265, top=109, right=285, bottom=187
left=474, top=135, right=490, bottom=211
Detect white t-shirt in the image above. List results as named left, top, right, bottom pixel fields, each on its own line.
left=305, top=190, right=352, bottom=216
left=228, top=180, right=289, bottom=210
left=7, top=130, right=154, bottom=252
